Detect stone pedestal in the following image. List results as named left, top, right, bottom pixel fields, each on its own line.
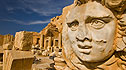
left=3, top=50, right=34, bottom=70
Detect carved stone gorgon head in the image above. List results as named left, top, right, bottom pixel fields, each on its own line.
left=62, top=0, right=126, bottom=69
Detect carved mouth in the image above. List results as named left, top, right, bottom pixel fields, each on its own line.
left=77, top=44, right=92, bottom=54
left=78, top=44, right=92, bottom=49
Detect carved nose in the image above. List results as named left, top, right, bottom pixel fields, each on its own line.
left=76, top=26, right=92, bottom=42
left=76, top=34, right=92, bottom=42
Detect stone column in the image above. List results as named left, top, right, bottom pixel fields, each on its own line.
left=53, top=39, right=58, bottom=52
left=53, top=39, right=56, bottom=48
left=58, top=33, right=62, bottom=49
left=40, top=34, right=44, bottom=49
left=44, top=40, right=47, bottom=49
left=10, top=35, right=13, bottom=42
left=48, top=37, right=52, bottom=51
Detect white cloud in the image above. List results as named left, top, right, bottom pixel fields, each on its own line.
left=0, top=18, right=50, bottom=25
left=0, top=0, right=73, bottom=25
left=18, top=0, right=73, bottom=16
left=0, top=19, right=25, bottom=25
left=5, top=0, right=63, bottom=16
left=28, top=20, right=50, bottom=25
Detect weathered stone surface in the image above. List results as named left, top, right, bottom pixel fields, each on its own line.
left=3, top=34, right=13, bottom=45
left=60, top=0, right=126, bottom=70
left=32, top=32, right=40, bottom=46
left=54, top=57, right=65, bottom=63
left=3, top=42, right=13, bottom=50
left=0, top=45, right=3, bottom=63
left=14, top=31, right=33, bottom=51
left=42, top=50, right=49, bottom=56
left=0, top=35, right=4, bottom=46
left=3, top=50, right=34, bottom=70
left=32, top=56, right=54, bottom=70
left=0, top=64, right=2, bottom=70
left=2, top=0, right=126, bottom=70
left=40, top=34, right=44, bottom=49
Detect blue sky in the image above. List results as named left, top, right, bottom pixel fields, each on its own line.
left=0, top=0, right=73, bottom=35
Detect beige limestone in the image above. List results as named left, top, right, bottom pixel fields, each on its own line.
left=3, top=42, right=13, bottom=50
left=53, top=39, right=58, bottom=48
left=3, top=34, right=13, bottom=45
left=0, top=35, right=4, bottom=46
left=47, top=37, right=52, bottom=51
left=0, top=64, right=2, bottom=70
left=60, top=0, right=126, bottom=70
left=32, top=56, right=54, bottom=70
left=32, top=32, right=40, bottom=46
left=44, top=39, right=48, bottom=49
left=3, top=50, right=34, bottom=70
left=0, top=46, right=3, bottom=65
left=14, top=31, right=33, bottom=51
left=3, top=0, right=126, bottom=70
left=42, top=50, right=48, bottom=56
left=58, top=33, right=62, bottom=49
left=40, top=34, right=44, bottom=49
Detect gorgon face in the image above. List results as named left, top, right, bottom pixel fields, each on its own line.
left=66, top=1, right=117, bottom=62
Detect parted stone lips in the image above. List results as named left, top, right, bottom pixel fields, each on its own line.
left=78, top=44, right=92, bottom=49
left=77, top=44, right=92, bottom=54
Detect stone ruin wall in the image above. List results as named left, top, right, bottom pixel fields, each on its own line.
left=0, top=1, right=74, bottom=70
left=0, top=35, right=3, bottom=47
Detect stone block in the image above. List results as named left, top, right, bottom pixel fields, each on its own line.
left=14, top=31, right=33, bottom=51
left=3, top=34, right=13, bottom=45
left=3, top=50, right=34, bottom=70
left=3, top=42, right=13, bottom=50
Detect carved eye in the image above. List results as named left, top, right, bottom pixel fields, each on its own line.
left=90, top=19, right=105, bottom=29
left=67, top=20, right=79, bottom=31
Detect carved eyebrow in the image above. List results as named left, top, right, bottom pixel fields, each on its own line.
left=67, top=20, right=79, bottom=27
left=67, top=19, right=78, bottom=24
left=85, top=15, right=113, bottom=23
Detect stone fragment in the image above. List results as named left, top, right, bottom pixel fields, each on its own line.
left=42, top=50, right=49, bottom=56
left=54, top=57, right=65, bottom=63
left=31, top=49, right=37, bottom=54
left=14, top=31, right=33, bottom=51
left=55, top=62, right=66, bottom=66
left=36, top=50, right=42, bottom=55
left=3, top=34, right=13, bottom=45
left=3, top=42, right=13, bottom=50
left=32, top=56, right=54, bottom=70
left=3, top=50, right=34, bottom=70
